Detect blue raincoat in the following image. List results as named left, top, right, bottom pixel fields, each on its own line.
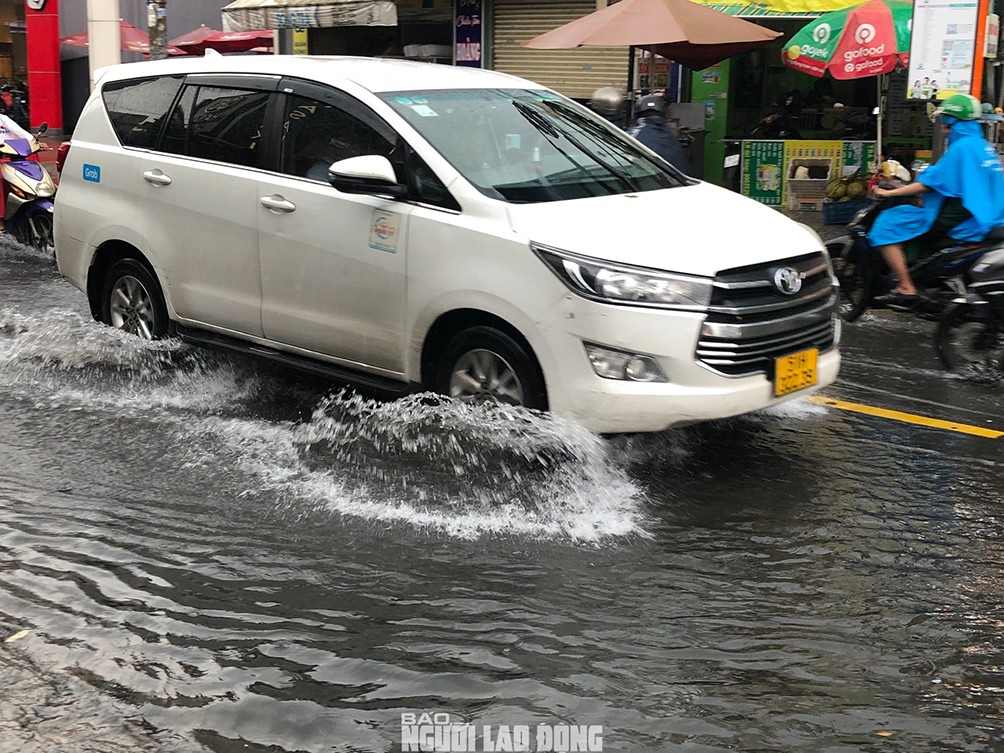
left=867, top=119, right=1004, bottom=247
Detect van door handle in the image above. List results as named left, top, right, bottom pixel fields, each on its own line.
left=260, top=195, right=296, bottom=213
left=143, top=170, right=172, bottom=186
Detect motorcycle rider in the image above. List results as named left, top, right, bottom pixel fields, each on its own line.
left=626, top=94, right=687, bottom=171
left=869, top=93, right=1004, bottom=309
left=588, top=86, right=627, bottom=128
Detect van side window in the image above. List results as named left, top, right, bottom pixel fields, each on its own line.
left=102, top=76, right=184, bottom=149
left=174, top=86, right=270, bottom=168
left=280, top=94, right=394, bottom=182
left=159, top=86, right=196, bottom=156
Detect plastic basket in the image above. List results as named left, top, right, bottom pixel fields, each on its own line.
left=787, top=178, right=829, bottom=209
left=822, top=198, right=871, bottom=225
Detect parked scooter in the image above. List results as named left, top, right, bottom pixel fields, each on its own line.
left=749, top=90, right=804, bottom=140
left=827, top=179, right=1004, bottom=371
left=0, top=117, right=55, bottom=256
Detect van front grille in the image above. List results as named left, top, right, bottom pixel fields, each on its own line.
left=697, top=252, right=838, bottom=377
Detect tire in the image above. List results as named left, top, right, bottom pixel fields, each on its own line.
left=435, top=326, right=548, bottom=411
left=831, top=242, right=873, bottom=322
left=26, top=211, right=54, bottom=258
left=11, top=210, right=54, bottom=258
left=936, top=302, right=1004, bottom=372
left=100, top=258, right=169, bottom=340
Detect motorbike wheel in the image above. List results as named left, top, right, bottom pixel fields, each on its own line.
left=100, top=258, right=169, bottom=340
left=12, top=210, right=55, bottom=259
left=935, top=302, right=1004, bottom=373
left=831, top=243, right=873, bottom=322
left=26, top=211, right=54, bottom=258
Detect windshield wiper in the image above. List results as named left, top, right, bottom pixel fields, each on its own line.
left=512, top=100, right=634, bottom=193
left=543, top=99, right=686, bottom=183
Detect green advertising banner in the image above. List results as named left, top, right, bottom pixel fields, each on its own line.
left=741, top=140, right=785, bottom=206
left=842, top=141, right=877, bottom=176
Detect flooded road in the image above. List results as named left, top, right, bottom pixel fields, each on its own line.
left=1, top=241, right=1003, bottom=752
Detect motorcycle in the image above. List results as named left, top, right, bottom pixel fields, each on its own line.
left=749, top=91, right=803, bottom=140
left=827, top=183, right=1004, bottom=371
left=0, top=120, right=55, bottom=256
left=934, top=247, right=1004, bottom=372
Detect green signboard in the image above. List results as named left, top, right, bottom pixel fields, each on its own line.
left=741, top=140, right=785, bottom=206
left=842, top=141, right=877, bottom=176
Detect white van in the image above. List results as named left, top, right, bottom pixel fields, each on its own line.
left=54, top=55, right=840, bottom=434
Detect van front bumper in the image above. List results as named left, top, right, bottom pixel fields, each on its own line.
left=537, top=297, right=841, bottom=435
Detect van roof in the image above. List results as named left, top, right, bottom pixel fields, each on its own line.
left=94, top=54, right=545, bottom=94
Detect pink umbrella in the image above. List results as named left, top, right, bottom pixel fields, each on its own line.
left=60, top=19, right=152, bottom=54
left=177, top=29, right=274, bottom=55
left=524, top=0, right=780, bottom=70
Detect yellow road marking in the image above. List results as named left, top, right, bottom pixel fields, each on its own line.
left=808, top=396, right=1004, bottom=439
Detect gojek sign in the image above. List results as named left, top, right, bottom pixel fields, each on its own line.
left=782, top=0, right=909, bottom=82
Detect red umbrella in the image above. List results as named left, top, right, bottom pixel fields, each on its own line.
left=60, top=19, right=152, bottom=55
left=176, top=30, right=274, bottom=55
left=169, top=25, right=222, bottom=49
left=524, top=0, right=781, bottom=70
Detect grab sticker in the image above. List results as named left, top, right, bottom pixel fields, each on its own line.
left=82, top=164, right=101, bottom=183
left=369, top=210, right=400, bottom=253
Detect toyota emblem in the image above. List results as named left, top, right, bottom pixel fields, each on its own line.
left=773, top=266, right=803, bottom=295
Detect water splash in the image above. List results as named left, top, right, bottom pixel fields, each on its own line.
left=189, top=392, right=650, bottom=542
left=0, top=306, right=256, bottom=412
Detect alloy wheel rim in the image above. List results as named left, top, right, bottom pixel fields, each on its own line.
left=109, top=275, right=156, bottom=339
left=448, top=349, right=526, bottom=406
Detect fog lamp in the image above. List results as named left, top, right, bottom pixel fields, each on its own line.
left=585, top=343, right=668, bottom=382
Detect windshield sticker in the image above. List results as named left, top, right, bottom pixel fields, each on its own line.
left=83, top=164, right=101, bottom=183
left=410, top=96, right=428, bottom=104
left=505, top=133, right=521, bottom=149
left=394, top=96, right=413, bottom=105
left=369, top=210, right=400, bottom=254
left=410, top=104, right=438, bottom=117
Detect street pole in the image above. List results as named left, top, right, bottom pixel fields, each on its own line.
left=148, top=0, right=167, bottom=61
left=86, top=0, right=121, bottom=88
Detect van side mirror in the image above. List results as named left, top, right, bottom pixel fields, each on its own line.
left=329, top=155, right=406, bottom=199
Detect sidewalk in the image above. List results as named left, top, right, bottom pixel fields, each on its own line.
left=779, top=207, right=849, bottom=242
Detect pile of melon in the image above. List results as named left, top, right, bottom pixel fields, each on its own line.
left=825, top=172, right=870, bottom=202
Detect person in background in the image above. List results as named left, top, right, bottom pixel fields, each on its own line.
left=868, top=93, right=1004, bottom=309
left=626, top=94, right=687, bottom=171
left=588, top=86, right=627, bottom=128
left=0, top=85, right=26, bottom=127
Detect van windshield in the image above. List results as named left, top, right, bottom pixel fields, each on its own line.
left=380, top=89, right=688, bottom=203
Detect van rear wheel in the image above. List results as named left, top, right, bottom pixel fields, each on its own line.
left=100, top=259, right=168, bottom=340
left=435, top=326, right=547, bottom=411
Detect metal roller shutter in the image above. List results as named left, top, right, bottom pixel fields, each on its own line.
left=492, top=0, right=629, bottom=99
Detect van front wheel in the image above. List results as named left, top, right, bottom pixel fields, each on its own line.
left=100, top=259, right=168, bottom=340
left=436, top=327, right=547, bottom=411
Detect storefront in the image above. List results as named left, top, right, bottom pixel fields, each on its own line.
left=0, top=0, right=27, bottom=85
left=221, top=0, right=481, bottom=68
left=683, top=1, right=937, bottom=205
left=490, top=0, right=629, bottom=99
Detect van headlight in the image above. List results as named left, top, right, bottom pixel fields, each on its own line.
left=533, top=243, right=712, bottom=309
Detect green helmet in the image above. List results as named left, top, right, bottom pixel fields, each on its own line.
left=938, top=93, right=982, bottom=121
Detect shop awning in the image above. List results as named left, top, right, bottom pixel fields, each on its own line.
left=221, top=0, right=397, bottom=31
left=690, top=0, right=866, bottom=18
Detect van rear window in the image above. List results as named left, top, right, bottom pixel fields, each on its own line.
left=102, top=76, right=184, bottom=149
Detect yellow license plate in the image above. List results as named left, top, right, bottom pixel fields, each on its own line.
left=774, top=348, right=818, bottom=397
